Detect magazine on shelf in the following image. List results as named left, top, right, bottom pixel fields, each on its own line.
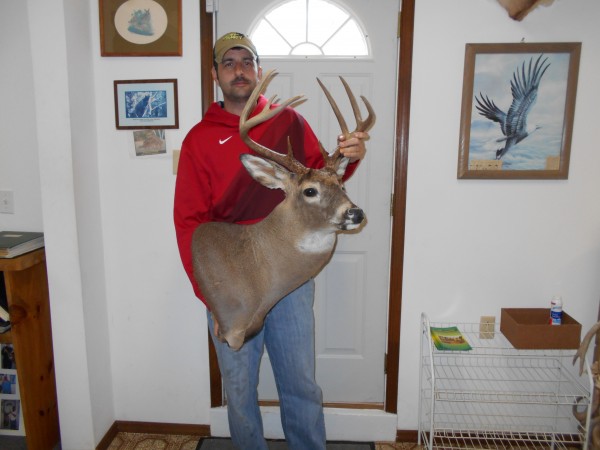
left=430, top=326, right=472, bottom=351
left=0, top=231, right=44, bottom=259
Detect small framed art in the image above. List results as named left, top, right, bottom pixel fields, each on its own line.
left=99, top=0, right=182, bottom=56
left=114, top=79, right=179, bottom=130
left=457, top=42, right=581, bottom=179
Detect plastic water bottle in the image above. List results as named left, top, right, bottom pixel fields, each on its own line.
left=550, top=295, right=563, bottom=325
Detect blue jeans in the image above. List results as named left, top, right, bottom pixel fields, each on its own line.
left=207, top=279, right=326, bottom=450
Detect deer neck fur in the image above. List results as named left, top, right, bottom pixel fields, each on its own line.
left=249, top=199, right=338, bottom=263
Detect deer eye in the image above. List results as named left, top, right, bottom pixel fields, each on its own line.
left=303, top=188, right=318, bottom=197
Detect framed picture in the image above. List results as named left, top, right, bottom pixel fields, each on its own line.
left=457, top=42, right=581, bottom=179
left=99, top=0, right=182, bottom=56
left=133, top=129, right=167, bottom=156
left=0, top=398, right=24, bottom=436
left=0, top=344, right=15, bottom=371
left=114, top=79, right=179, bottom=130
left=0, top=372, right=18, bottom=396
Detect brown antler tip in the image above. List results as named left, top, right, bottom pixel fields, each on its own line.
left=239, top=70, right=309, bottom=175
left=317, top=74, right=376, bottom=170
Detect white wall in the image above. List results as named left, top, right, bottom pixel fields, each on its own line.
left=0, top=0, right=43, bottom=231
left=26, top=0, right=107, bottom=447
left=4, top=0, right=600, bottom=447
left=90, top=0, right=211, bottom=426
left=398, top=0, right=600, bottom=429
left=64, top=0, right=115, bottom=443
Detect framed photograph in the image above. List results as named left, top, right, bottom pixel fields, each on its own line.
left=457, top=42, right=581, bottom=179
left=0, top=399, right=24, bottom=436
left=0, top=344, right=15, bottom=371
left=133, top=130, right=167, bottom=156
left=99, top=0, right=182, bottom=57
left=114, top=79, right=179, bottom=130
left=0, top=373, right=18, bottom=396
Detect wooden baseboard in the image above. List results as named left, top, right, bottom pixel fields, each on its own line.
left=96, top=422, right=119, bottom=450
left=96, top=421, right=211, bottom=450
left=396, top=429, right=418, bottom=443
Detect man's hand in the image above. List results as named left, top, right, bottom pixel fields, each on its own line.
left=338, top=131, right=369, bottom=163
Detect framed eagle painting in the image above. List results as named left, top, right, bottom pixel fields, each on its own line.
left=457, top=42, right=581, bottom=179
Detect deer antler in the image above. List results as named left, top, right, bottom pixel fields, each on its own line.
left=573, top=320, right=600, bottom=376
left=316, top=76, right=376, bottom=169
left=240, top=70, right=309, bottom=174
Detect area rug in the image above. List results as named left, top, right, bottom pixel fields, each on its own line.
left=105, top=432, right=417, bottom=450
left=107, top=432, right=200, bottom=450
left=197, top=437, right=375, bottom=449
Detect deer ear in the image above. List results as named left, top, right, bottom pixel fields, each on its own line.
left=335, top=156, right=350, bottom=177
left=240, top=154, right=291, bottom=190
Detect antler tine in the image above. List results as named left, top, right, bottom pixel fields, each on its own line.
left=240, top=70, right=308, bottom=173
left=317, top=78, right=349, bottom=136
left=338, top=76, right=376, bottom=133
left=317, top=76, right=376, bottom=167
left=573, top=321, right=600, bottom=376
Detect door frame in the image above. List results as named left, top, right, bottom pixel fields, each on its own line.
left=199, top=0, right=415, bottom=415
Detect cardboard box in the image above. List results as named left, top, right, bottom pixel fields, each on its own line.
left=500, top=308, right=582, bottom=349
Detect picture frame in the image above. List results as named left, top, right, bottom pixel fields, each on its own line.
left=114, top=79, right=179, bottom=130
left=457, top=42, right=581, bottom=179
left=0, top=398, right=24, bottom=436
left=99, top=0, right=182, bottom=57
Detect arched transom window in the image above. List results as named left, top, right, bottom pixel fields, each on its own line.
left=249, top=0, right=369, bottom=58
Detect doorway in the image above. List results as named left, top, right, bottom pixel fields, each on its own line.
left=199, top=0, right=415, bottom=439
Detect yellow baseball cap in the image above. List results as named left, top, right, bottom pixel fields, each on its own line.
left=213, top=32, right=258, bottom=64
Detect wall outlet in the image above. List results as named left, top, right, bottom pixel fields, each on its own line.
left=479, top=316, right=495, bottom=339
left=0, top=190, right=14, bottom=214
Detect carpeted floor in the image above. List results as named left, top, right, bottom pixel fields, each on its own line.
left=106, top=432, right=420, bottom=450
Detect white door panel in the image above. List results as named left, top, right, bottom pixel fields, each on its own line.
left=216, top=0, right=398, bottom=405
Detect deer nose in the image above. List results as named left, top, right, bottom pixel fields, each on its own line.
left=346, top=207, right=365, bottom=224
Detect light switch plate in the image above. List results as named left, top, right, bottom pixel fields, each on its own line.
left=0, top=190, right=14, bottom=214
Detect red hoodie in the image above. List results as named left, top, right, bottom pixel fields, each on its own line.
left=174, top=94, right=358, bottom=304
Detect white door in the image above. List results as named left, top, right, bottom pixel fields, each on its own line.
left=215, top=0, right=398, bottom=405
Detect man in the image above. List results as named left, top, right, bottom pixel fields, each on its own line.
left=174, top=32, right=368, bottom=449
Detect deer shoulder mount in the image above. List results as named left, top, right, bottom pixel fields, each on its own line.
left=191, top=70, right=375, bottom=350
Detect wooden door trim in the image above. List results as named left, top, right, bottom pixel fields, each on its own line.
left=384, top=0, right=414, bottom=413
left=198, top=0, right=223, bottom=408
left=200, top=0, right=415, bottom=412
